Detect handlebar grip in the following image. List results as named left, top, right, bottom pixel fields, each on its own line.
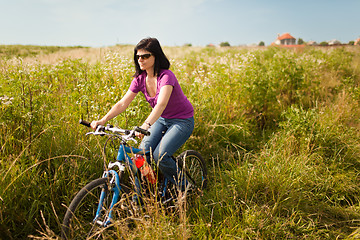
left=135, top=127, right=151, bottom=136
left=79, top=120, right=91, bottom=128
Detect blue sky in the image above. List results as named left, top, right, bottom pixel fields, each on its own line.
left=1, top=0, right=359, bottom=47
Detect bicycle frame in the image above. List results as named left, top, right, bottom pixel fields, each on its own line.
left=116, top=144, right=144, bottom=173
left=93, top=143, right=153, bottom=227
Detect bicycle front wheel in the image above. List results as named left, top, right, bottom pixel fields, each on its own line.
left=61, top=177, right=132, bottom=240
left=177, top=150, right=208, bottom=190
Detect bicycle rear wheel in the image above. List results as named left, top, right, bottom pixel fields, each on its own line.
left=61, top=177, right=132, bottom=240
left=176, top=150, right=208, bottom=190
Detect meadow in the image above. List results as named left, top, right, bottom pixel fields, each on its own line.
left=1, top=44, right=360, bottom=239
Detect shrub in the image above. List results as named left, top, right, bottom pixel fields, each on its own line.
left=220, top=41, right=230, bottom=47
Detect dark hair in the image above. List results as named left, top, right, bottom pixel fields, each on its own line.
left=133, top=37, right=170, bottom=77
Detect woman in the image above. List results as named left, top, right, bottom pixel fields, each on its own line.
left=91, top=37, right=194, bottom=190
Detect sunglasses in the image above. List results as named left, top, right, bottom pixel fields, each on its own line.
left=136, top=53, right=152, bottom=60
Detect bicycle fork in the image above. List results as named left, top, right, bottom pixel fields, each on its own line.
left=94, top=162, right=125, bottom=227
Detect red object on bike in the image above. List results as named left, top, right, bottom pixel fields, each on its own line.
left=133, top=155, right=157, bottom=184
left=134, top=154, right=145, bottom=168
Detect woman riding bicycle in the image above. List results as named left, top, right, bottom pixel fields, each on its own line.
left=91, top=37, right=194, bottom=191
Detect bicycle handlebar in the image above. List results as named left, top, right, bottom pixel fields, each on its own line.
left=134, top=126, right=151, bottom=136
left=79, top=119, right=151, bottom=137
left=79, top=120, right=91, bottom=128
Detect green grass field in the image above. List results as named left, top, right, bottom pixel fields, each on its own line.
left=1, top=44, right=360, bottom=239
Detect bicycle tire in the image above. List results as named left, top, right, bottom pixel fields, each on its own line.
left=61, top=177, right=132, bottom=240
left=176, top=150, right=208, bottom=190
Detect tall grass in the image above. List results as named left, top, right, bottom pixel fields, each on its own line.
left=1, top=45, right=360, bottom=239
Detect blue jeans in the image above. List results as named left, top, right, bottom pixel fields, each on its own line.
left=139, top=117, right=194, bottom=189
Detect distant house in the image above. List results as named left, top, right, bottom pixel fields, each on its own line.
left=273, top=33, right=296, bottom=45
left=328, top=39, right=341, bottom=45
left=355, top=38, right=360, bottom=46
left=307, top=41, right=318, bottom=46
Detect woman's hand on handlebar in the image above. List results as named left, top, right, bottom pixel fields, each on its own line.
left=136, top=123, right=150, bottom=138
left=90, top=120, right=106, bottom=130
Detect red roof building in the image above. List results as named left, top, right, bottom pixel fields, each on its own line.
left=273, top=33, right=296, bottom=45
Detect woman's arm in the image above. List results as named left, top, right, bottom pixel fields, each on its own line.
left=91, top=90, right=137, bottom=129
left=140, top=85, right=173, bottom=130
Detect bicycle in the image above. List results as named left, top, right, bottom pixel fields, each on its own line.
left=61, top=120, right=207, bottom=239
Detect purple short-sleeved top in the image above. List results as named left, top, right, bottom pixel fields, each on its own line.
left=129, top=69, right=194, bottom=119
